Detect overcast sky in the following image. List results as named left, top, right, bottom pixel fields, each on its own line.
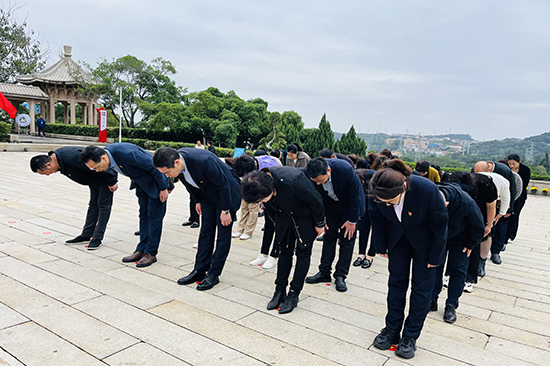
left=11, top=0, right=550, bottom=141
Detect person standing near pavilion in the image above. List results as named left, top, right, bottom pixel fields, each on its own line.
left=35, top=115, right=46, bottom=137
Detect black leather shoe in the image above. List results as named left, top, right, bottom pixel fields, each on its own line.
left=491, top=253, right=502, bottom=265
left=334, top=277, right=347, bottom=292
left=478, top=258, right=487, bottom=277
left=278, top=291, right=298, bottom=314
left=429, top=301, right=438, bottom=312
left=181, top=221, right=194, bottom=226
left=316, top=235, right=324, bottom=242
left=190, top=222, right=200, bottom=229
left=136, top=253, right=157, bottom=267
left=87, top=238, right=102, bottom=250
left=395, top=335, right=416, bottom=359
left=443, top=304, right=457, bottom=323
left=373, top=327, right=400, bottom=350
left=65, top=235, right=90, bottom=244
left=197, top=274, right=219, bottom=291
left=267, top=289, right=286, bottom=310
left=305, top=272, right=332, bottom=284
left=352, top=257, right=364, bottom=267
left=362, top=258, right=373, bottom=269
left=177, top=270, right=206, bottom=285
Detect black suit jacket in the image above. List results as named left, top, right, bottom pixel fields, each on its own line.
left=55, top=146, right=117, bottom=187
left=177, top=148, right=241, bottom=211
left=104, top=143, right=169, bottom=199
left=265, top=166, right=325, bottom=248
left=311, top=159, right=365, bottom=222
left=369, top=175, right=448, bottom=265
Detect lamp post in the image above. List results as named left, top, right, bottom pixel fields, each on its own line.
left=117, top=87, right=122, bottom=143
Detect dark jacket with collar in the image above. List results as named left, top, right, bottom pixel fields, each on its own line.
left=177, top=148, right=241, bottom=212
left=334, top=153, right=355, bottom=168
left=369, top=175, right=448, bottom=265
left=437, top=182, right=485, bottom=249
left=54, top=146, right=117, bottom=187
left=518, top=163, right=531, bottom=201
left=264, top=166, right=325, bottom=249
left=104, top=143, right=169, bottom=199
left=310, top=159, right=365, bottom=223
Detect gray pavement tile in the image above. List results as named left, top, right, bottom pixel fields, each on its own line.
left=515, top=298, right=550, bottom=314
left=237, top=311, right=389, bottom=366
left=0, top=241, right=58, bottom=264
left=0, top=256, right=100, bottom=305
left=0, top=322, right=105, bottom=366
left=485, top=337, right=550, bottom=366
left=103, top=342, right=191, bottom=366
left=0, top=302, right=28, bottom=330
left=149, top=300, right=341, bottom=366
left=74, top=295, right=264, bottom=366
left=0, top=347, right=27, bottom=366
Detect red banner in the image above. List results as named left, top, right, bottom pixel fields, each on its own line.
left=98, top=108, right=107, bottom=143
left=0, top=91, right=17, bottom=118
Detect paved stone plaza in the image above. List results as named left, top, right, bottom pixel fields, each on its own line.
left=0, top=150, right=548, bottom=366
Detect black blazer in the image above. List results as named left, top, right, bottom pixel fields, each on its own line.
left=491, top=161, right=516, bottom=213
left=104, top=143, right=169, bottom=199
left=369, top=175, right=449, bottom=265
left=264, top=166, right=325, bottom=248
left=311, top=159, right=365, bottom=222
left=55, top=146, right=117, bottom=187
left=177, top=148, right=241, bottom=211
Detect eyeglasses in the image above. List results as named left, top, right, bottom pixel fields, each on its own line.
left=374, top=191, right=404, bottom=206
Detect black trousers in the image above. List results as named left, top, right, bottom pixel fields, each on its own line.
left=491, top=216, right=510, bottom=255
left=37, top=126, right=46, bottom=136
left=194, top=199, right=235, bottom=276
left=431, top=244, right=468, bottom=309
left=81, top=185, right=113, bottom=240
left=357, top=213, right=375, bottom=257
left=275, top=226, right=313, bottom=294
left=506, top=197, right=526, bottom=242
left=260, top=216, right=279, bottom=257
left=135, top=186, right=166, bottom=256
left=319, top=206, right=357, bottom=279
left=386, top=236, right=436, bottom=339
left=465, top=243, right=480, bottom=284
left=188, top=196, right=200, bottom=224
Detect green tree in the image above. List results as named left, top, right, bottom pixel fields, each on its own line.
left=338, top=125, right=368, bottom=156
left=0, top=4, right=47, bottom=82
left=302, top=113, right=335, bottom=157
left=259, top=111, right=287, bottom=149
left=280, top=111, right=304, bottom=144
left=78, top=55, right=185, bottom=127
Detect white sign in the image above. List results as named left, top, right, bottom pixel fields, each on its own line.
left=99, top=110, right=107, bottom=131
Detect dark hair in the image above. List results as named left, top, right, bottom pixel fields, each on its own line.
left=497, top=159, right=508, bottom=165
left=306, top=157, right=329, bottom=178
left=415, top=160, right=430, bottom=173
left=366, top=153, right=378, bottom=166
left=152, top=147, right=180, bottom=168
left=371, top=155, right=389, bottom=171
left=356, top=158, right=370, bottom=169
left=232, top=154, right=257, bottom=177
left=347, top=154, right=360, bottom=165
left=507, top=153, right=521, bottom=163
left=30, top=154, right=52, bottom=172
left=369, top=159, right=412, bottom=200
left=379, top=149, right=392, bottom=158
left=254, top=148, right=267, bottom=156
left=207, top=140, right=213, bottom=146
left=287, top=142, right=303, bottom=154
left=319, top=148, right=333, bottom=158
left=80, top=145, right=106, bottom=164
left=449, top=171, right=477, bottom=199
left=355, top=169, right=369, bottom=195
left=241, top=170, right=274, bottom=203
left=270, top=149, right=281, bottom=159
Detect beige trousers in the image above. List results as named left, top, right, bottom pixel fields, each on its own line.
left=237, top=200, right=261, bottom=236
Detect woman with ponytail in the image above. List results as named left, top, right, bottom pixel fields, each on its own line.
left=285, top=142, right=311, bottom=168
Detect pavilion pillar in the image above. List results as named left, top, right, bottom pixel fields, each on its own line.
left=70, top=101, right=76, bottom=125
left=48, top=96, right=55, bottom=126
left=29, top=100, right=36, bottom=133
left=88, top=103, right=95, bottom=125
left=81, top=103, right=87, bottom=125
left=64, top=103, right=69, bottom=124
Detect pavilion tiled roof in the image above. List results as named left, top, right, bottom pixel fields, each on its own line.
left=0, top=83, right=49, bottom=100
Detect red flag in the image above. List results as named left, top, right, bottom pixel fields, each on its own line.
left=0, top=91, right=17, bottom=118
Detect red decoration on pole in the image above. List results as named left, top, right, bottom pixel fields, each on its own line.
left=98, top=108, right=107, bottom=143
left=0, top=91, right=17, bottom=118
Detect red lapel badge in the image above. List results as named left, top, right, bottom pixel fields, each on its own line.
left=408, top=212, right=412, bottom=216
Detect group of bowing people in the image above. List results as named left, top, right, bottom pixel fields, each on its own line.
left=29, top=142, right=528, bottom=360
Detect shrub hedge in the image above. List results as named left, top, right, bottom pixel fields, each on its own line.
left=0, top=122, right=11, bottom=142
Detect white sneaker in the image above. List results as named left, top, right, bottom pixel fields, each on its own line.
left=250, top=254, right=267, bottom=266
left=192, top=242, right=198, bottom=249
left=262, top=256, right=277, bottom=269
left=464, top=282, right=474, bottom=293
left=232, top=232, right=242, bottom=238
left=239, top=233, right=251, bottom=240
left=443, top=276, right=449, bottom=288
